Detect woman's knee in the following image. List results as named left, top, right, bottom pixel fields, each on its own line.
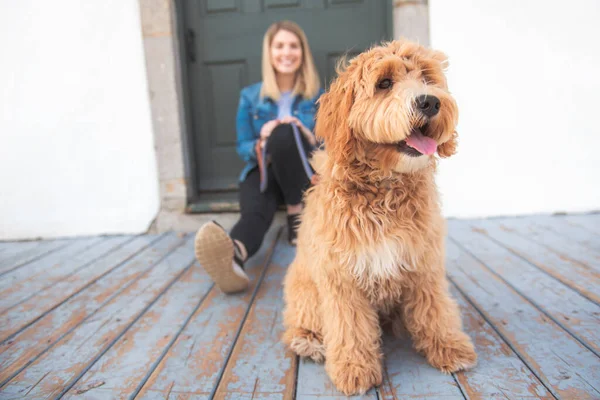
left=268, top=123, right=295, bottom=153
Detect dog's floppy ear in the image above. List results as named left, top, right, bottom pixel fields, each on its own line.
left=315, top=70, right=355, bottom=163
left=437, top=131, right=458, bottom=158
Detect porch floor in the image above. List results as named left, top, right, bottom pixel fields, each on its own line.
left=1, top=214, right=599, bottom=399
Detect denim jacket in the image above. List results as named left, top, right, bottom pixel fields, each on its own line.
left=236, top=82, right=324, bottom=182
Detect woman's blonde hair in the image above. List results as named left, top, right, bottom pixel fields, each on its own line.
left=260, top=20, right=320, bottom=100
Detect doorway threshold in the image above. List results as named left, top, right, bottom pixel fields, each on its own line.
left=186, top=192, right=240, bottom=213
left=186, top=192, right=287, bottom=214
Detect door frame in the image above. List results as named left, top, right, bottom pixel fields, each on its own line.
left=175, top=0, right=200, bottom=204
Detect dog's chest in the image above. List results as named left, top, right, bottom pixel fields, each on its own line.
left=347, top=236, right=421, bottom=310
left=350, top=238, right=411, bottom=282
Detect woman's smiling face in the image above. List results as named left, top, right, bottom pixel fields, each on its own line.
left=270, top=29, right=303, bottom=76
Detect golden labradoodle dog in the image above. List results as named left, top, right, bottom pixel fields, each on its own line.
left=282, top=39, right=477, bottom=395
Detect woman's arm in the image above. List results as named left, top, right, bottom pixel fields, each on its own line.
left=235, top=91, right=258, bottom=163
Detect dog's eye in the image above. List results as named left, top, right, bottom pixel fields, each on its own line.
left=377, top=79, right=393, bottom=90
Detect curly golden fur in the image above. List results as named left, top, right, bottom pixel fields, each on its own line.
left=282, top=39, right=477, bottom=395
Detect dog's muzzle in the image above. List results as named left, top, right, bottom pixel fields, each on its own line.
left=394, top=95, right=441, bottom=157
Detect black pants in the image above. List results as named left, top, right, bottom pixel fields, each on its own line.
left=230, top=124, right=312, bottom=258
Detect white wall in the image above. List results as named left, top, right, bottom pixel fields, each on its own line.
left=0, top=1, right=159, bottom=240
left=431, top=0, right=600, bottom=218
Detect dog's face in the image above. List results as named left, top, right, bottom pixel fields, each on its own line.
left=316, top=40, right=459, bottom=174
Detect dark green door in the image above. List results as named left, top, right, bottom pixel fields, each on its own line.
left=179, top=0, right=392, bottom=198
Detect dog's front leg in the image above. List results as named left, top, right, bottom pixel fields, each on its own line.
left=401, top=271, right=477, bottom=373
left=320, top=274, right=382, bottom=395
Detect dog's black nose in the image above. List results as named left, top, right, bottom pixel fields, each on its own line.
left=416, top=95, right=441, bottom=117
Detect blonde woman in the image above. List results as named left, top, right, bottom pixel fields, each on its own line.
left=194, top=21, right=323, bottom=293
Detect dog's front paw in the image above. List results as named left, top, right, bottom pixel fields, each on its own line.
left=326, top=360, right=382, bottom=395
left=424, top=332, right=477, bottom=373
left=287, top=327, right=326, bottom=363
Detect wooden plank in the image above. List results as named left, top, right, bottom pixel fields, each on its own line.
left=449, top=286, right=552, bottom=399
left=450, top=221, right=600, bottom=356
left=0, top=235, right=195, bottom=399
left=0, top=241, right=43, bottom=258
left=135, top=226, right=281, bottom=399
left=0, top=233, right=184, bottom=387
left=496, top=217, right=600, bottom=272
left=466, top=219, right=600, bottom=304
left=0, top=235, right=158, bottom=343
left=564, top=214, right=600, bottom=235
left=214, top=236, right=298, bottom=400
left=60, top=263, right=214, bottom=399
left=0, top=240, right=54, bottom=260
left=0, top=236, right=104, bottom=292
left=0, top=239, right=71, bottom=276
left=446, top=240, right=600, bottom=399
left=0, top=235, right=134, bottom=314
left=529, top=215, right=600, bottom=253
left=297, top=357, right=378, bottom=400
left=134, top=280, right=263, bottom=400
left=378, top=335, right=462, bottom=400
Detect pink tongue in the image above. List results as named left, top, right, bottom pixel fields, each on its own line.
left=405, top=129, right=437, bottom=155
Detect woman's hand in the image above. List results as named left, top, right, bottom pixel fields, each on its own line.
left=280, top=116, right=316, bottom=146
left=259, top=119, right=280, bottom=148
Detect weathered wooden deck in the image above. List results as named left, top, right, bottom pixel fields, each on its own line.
left=0, top=214, right=599, bottom=399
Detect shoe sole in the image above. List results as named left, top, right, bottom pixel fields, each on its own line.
left=194, top=222, right=249, bottom=293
